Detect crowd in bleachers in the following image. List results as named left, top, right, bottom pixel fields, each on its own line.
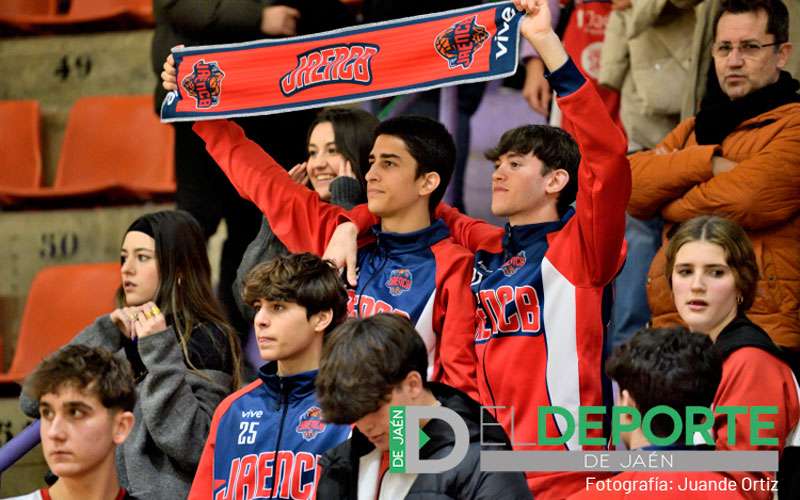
left=1, top=0, right=799, bottom=499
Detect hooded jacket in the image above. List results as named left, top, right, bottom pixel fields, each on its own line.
left=711, top=316, right=800, bottom=500
left=315, top=382, right=531, bottom=500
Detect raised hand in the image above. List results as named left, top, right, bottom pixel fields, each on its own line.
left=513, top=0, right=553, bottom=40
left=288, top=162, right=309, bottom=185
left=110, top=307, right=137, bottom=339
left=130, top=302, right=168, bottom=340
left=338, top=160, right=356, bottom=179
left=522, top=58, right=552, bottom=115
left=161, top=53, right=178, bottom=91
left=261, top=5, right=300, bottom=36
left=323, top=222, right=359, bottom=287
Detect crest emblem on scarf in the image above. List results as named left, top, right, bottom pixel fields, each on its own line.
left=386, top=268, right=413, bottom=296
left=182, top=59, right=225, bottom=109
left=296, top=406, right=326, bottom=441
left=434, top=16, right=489, bottom=70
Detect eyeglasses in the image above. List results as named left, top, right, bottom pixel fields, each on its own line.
left=712, top=40, right=782, bottom=58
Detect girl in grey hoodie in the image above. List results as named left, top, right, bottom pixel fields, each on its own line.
left=22, top=210, right=241, bottom=500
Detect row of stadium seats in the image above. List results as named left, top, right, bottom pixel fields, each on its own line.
left=0, top=96, right=174, bottom=207
left=0, top=0, right=152, bottom=30
left=0, top=262, right=120, bottom=385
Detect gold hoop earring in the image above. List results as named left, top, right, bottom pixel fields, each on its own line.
left=736, top=295, right=743, bottom=305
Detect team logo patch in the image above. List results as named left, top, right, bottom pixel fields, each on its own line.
left=182, top=59, right=225, bottom=109
left=501, top=251, right=527, bottom=277
left=434, top=16, right=489, bottom=70
left=386, top=268, right=413, bottom=296
left=296, top=406, right=326, bottom=441
left=280, top=43, right=379, bottom=97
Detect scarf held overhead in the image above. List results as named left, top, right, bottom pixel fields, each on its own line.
left=160, top=1, right=522, bottom=122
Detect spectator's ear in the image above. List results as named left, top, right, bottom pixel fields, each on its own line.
left=311, top=309, right=333, bottom=333
left=112, top=410, right=135, bottom=445
left=401, top=371, right=426, bottom=399
left=617, top=389, right=638, bottom=421
left=416, top=172, right=440, bottom=197
left=544, top=168, right=569, bottom=195
left=777, top=42, right=793, bottom=70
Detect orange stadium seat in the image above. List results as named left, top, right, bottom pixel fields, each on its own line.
left=1, top=95, right=175, bottom=206
left=67, top=0, right=153, bottom=24
left=0, top=262, right=120, bottom=384
left=0, top=0, right=152, bottom=29
left=53, top=94, right=175, bottom=196
left=0, top=100, right=43, bottom=192
left=0, top=0, right=58, bottom=19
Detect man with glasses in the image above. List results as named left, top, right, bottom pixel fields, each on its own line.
left=627, top=0, right=800, bottom=349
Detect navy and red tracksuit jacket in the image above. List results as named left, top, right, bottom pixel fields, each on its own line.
left=348, top=58, right=631, bottom=499
left=193, top=120, right=479, bottom=401
left=188, top=363, right=351, bottom=500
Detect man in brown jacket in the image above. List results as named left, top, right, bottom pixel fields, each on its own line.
left=628, top=0, right=800, bottom=350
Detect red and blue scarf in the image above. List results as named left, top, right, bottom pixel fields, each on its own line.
left=160, top=1, right=522, bottom=122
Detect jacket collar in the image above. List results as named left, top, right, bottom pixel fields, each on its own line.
left=257, top=361, right=318, bottom=404
left=371, top=219, right=450, bottom=255
left=502, top=208, right=574, bottom=257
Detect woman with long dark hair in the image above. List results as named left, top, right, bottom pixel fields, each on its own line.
left=22, top=210, right=240, bottom=500
left=233, top=107, right=379, bottom=324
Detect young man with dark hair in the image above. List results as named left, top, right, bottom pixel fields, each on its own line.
left=327, top=1, right=631, bottom=497
left=188, top=253, right=352, bottom=500
left=10, top=345, right=135, bottom=500
left=569, top=327, right=742, bottom=499
left=315, top=313, right=531, bottom=499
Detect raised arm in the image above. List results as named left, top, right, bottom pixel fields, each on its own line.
left=193, top=119, right=347, bottom=254
left=516, top=0, right=631, bottom=286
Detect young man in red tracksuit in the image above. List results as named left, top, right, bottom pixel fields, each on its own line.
left=568, top=326, right=745, bottom=499
left=330, top=1, right=631, bottom=497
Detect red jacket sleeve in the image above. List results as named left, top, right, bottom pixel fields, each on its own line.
left=193, top=119, right=347, bottom=254
left=713, top=348, right=799, bottom=500
left=714, top=348, right=799, bottom=453
left=432, top=241, right=480, bottom=401
left=348, top=202, right=505, bottom=254
left=188, top=397, right=223, bottom=500
left=548, top=80, right=631, bottom=286
left=434, top=203, right=504, bottom=253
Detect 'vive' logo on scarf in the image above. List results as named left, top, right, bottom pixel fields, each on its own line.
left=160, top=1, right=522, bottom=122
